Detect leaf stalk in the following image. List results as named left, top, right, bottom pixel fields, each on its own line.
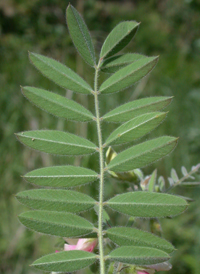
left=94, top=60, right=105, bottom=274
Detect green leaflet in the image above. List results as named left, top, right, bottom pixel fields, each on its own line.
left=23, top=166, right=98, bottom=188
left=103, top=96, right=173, bottom=123
left=108, top=246, right=170, bottom=265
left=29, top=52, right=92, bottom=94
left=21, top=86, right=95, bottom=122
left=99, top=56, right=158, bottom=94
left=106, top=136, right=178, bottom=172
left=66, top=4, right=96, bottom=66
left=148, top=169, right=157, bottom=192
left=100, top=53, right=146, bottom=73
left=32, top=251, right=97, bottom=272
left=106, top=192, right=188, bottom=218
left=105, top=112, right=167, bottom=146
left=16, top=189, right=96, bottom=213
left=106, top=227, right=174, bottom=253
left=19, top=210, right=95, bottom=237
left=100, top=21, right=139, bottom=60
left=15, top=130, right=97, bottom=156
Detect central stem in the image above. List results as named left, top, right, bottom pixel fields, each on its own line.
left=94, top=62, right=105, bottom=274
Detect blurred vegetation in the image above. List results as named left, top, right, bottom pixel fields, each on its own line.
left=0, top=0, right=200, bottom=273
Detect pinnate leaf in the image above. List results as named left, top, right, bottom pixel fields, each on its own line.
left=100, top=21, right=139, bottom=60
left=66, top=4, right=96, bottom=66
left=22, top=86, right=95, bottom=122
left=99, top=56, right=158, bottom=94
left=103, top=96, right=172, bottom=123
left=108, top=246, right=170, bottom=265
left=16, top=130, right=97, bottom=156
left=106, top=227, right=174, bottom=253
left=19, top=210, right=95, bottom=237
left=106, top=191, right=188, bottom=218
left=106, top=136, right=178, bottom=172
left=32, top=250, right=97, bottom=272
left=100, top=53, right=146, bottom=73
left=16, top=189, right=96, bottom=213
left=23, top=166, right=98, bottom=188
left=105, top=112, right=167, bottom=146
left=29, top=52, right=92, bottom=94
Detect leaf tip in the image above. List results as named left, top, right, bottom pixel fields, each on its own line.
left=15, top=132, right=23, bottom=140
left=28, top=51, right=33, bottom=57
left=20, top=85, right=25, bottom=92
left=67, top=2, right=72, bottom=11
left=28, top=51, right=35, bottom=63
left=165, top=111, right=169, bottom=114
left=136, top=21, right=141, bottom=28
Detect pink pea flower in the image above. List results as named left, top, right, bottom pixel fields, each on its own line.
left=64, top=238, right=97, bottom=252
left=137, top=271, right=150, bottom=274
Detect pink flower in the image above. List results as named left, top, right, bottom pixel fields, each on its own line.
left=64, top=238, right=97, bottom=252
left=137, top=271, right=150, bottom=274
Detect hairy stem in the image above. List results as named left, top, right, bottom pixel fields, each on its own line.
left=94, top=62, right=105, bottom=274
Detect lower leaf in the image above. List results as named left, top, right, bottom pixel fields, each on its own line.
left=106, top=227, right=174, bottom=253
left=18, top=210, right=95, bottom=237
left=16, top=189, right=96, bottom=213
left=32, top=250, right=97, bottom=272
left=108, top=246, right=170, bottom=265
left=106, top=192, right=188, bottom=218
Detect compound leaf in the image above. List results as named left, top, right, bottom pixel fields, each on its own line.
left=22, top=86, right=95, bottom=122
left=66, top=4, right=96, bottom=66
left=18, top=210, right=95, bottom=237
left=29, top=52, right=92, bottom=94
left=103, top=96, right=172, bottom=123
left=23, top=166, right=98, bottom=188
left=32, top=251, right=97, bottom=272
left=16, top=130, right=97, bottom=156
left=100, top=21, right=139, bottom=60
left=99, top=56, right=158, bottom=94
left=105, top=112, right=167, bottom=146
left=108, top=246, right=170, bottom=265
left=106, top=227, right=174, bottom=253
left=106, top=192, right=188, bottom=218
left=107, top=136, right=178, bottom=172
left=100, top=53, right=146, bottom=73
left=16, top=189, right=96, bottom=213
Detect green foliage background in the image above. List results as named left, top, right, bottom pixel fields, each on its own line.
left=0, top=0, right=200, bottom=273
